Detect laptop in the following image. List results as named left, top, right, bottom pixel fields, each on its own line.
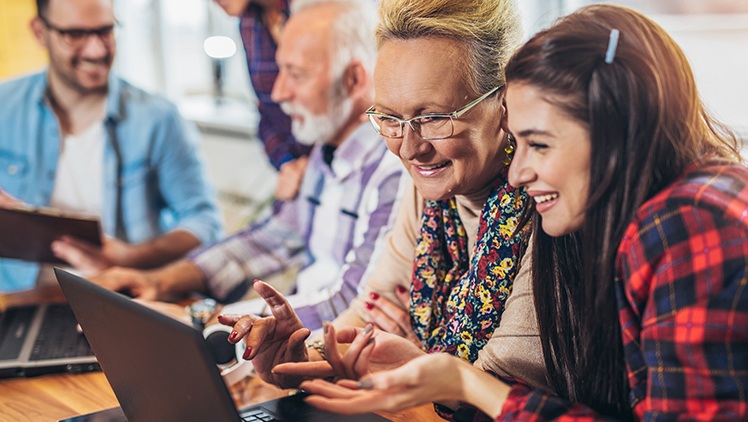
left=55, top=269, right=390, bottom=422
left=0, top=301, right=98, bottom=378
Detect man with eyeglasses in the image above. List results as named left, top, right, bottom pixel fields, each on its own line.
left=0, top=0, right=223, bottom=292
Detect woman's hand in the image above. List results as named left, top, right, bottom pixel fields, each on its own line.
left=219, top=280, right=311, bottom=389
left=300, top=353, right=510, bottom=418
left=299, top=353, right=466, bottom=414
left=364, top=285, right=421, bottom=346
left=272, top=323, right=426, bottom=380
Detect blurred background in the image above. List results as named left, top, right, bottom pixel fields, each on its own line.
left=1, top=0, right=747, bottom=228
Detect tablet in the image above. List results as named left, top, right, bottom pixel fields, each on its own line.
left=0, top=207, right=102, bottom=264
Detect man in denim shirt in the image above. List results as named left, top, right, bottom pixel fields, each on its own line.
left=0, top=0, right=223, bottom=292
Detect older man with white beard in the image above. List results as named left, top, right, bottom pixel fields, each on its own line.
left=91, top=0, right=406, bottom=331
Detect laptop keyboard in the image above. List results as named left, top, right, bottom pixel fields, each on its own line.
left=241, top=408, right=281, bottom=422
left=0, top=306, right=36, bottom=360
left=30, top=304, right=93, bottom=361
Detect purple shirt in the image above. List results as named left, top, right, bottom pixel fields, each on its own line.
left=239, top=0, right=311, bottom=170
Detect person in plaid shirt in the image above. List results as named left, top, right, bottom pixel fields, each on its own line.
left=294, top=4, right=748, bottom=421
left=213, top=0, right=312, bottom=201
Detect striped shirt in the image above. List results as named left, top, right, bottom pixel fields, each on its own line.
left=190, top=123, right=406, bottom=330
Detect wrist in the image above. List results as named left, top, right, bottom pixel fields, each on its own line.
left=306, top=340, right=326, bottom=361
left=459, top=363, right=510, bottom=419
left=116, top=242, right=146, bottom=268
left=157, top=260, right=206, bottom=298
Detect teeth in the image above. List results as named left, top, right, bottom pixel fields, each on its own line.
left=534, top=193, right=558, bottom=204
left=419, top=162, right=448, bottom=170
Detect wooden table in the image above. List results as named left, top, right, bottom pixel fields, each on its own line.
left=0, top=288, right=441, bottom=422
left=0, top=371, right=440, bottom=422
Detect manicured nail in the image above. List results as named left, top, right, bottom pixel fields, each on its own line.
left=364, top=302, right=374, bottom=310
left=243, top=346, right=252, bottom=360
left=357, top=379, right=373, bottom=390
left=323, top=321, right=330, bottom=335
left=363, top=323, right=373, bottom=336
left=396, top=285, right=407, bottom=294
left=369, top=292, right=380, bottom=300
left=229, top=331, right=237, bottom=341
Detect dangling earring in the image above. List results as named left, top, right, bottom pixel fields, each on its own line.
left=503, top=134, right=515, bottom=166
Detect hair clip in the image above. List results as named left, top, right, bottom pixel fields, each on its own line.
left=605, top=29, right=620, bottom=64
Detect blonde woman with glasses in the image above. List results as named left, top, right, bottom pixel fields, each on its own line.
left=220, top=0, right=552, bottom=401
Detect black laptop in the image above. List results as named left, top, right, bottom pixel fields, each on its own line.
left=55, top=269, right=389, bottom=422
left=0, top=301, right=98, bottom=378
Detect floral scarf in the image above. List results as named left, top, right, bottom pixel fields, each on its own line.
left=410, top=165, right=529, bottom=362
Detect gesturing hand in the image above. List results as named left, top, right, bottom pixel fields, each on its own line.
left=299, top=353, right=478, bottom=415
left=219, top=280, right=311, bottom=388
left=272, top=322, right=426, bottom=381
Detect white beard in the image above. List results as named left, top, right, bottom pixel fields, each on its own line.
left=280, top=94, right=354, bottom=146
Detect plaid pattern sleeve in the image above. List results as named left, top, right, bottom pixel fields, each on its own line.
left=189, top=195, right=308, bottom=302
left=240, top=1, right=311, bottom=169
left=495, top=161, right=748, bottom=421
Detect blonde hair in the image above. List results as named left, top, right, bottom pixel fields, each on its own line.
left=376, top=0, right=523, bottom=96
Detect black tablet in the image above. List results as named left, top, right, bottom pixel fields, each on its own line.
left=0, top=207, right=102, bottom=264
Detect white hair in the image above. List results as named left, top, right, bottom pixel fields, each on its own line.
left=292, top=0, right=379, bottom=82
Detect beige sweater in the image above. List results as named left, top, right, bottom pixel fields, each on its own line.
left=336, top=181, right=550, bottom=392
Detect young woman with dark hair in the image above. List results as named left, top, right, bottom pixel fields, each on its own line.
left=295, top=4, right=748, bottom=420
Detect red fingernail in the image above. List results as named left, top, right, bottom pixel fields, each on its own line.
left=243, top=346, right=252, bottom=360
left=229, top=331, right=237, bottom=341
left=365, top=302, right=374, bottom=310
left=369, top=292, right=379, bottom=300
left=396, top=285, right=407, bottom=294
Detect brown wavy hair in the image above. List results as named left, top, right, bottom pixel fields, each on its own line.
left=505, top=4, right=741, bottom=418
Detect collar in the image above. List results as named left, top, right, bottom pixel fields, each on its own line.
left=35, top=69, right=123, bottom=124
left=326, top=121, right=383, bottom=180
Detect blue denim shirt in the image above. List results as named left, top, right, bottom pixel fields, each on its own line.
left=0, top=71, right=224, bottom=291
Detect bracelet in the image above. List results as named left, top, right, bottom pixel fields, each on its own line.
left=306, top=340, right=326, bottom=361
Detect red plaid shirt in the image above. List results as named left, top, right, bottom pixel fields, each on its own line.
left=475, top=160, right=748, bottom=421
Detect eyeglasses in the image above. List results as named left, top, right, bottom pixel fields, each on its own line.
left=39, top=16, right=116, bottom=49
left=366, top=86, right=500, bottom=140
